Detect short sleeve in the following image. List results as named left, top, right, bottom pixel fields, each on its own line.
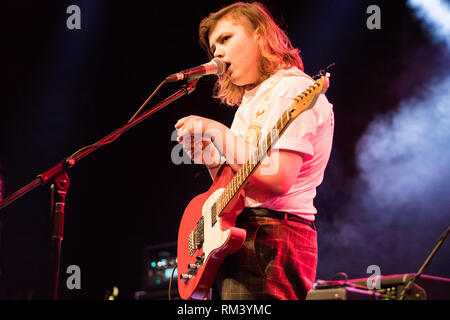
left=265, top=76, right=319, bottom=157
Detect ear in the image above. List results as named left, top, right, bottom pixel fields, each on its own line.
left=253, top=27, right=262, bottom=41
left=252, top=28, right=265, bottom=53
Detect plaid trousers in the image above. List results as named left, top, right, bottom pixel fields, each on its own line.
left=212, top=207, right=318, bottom=300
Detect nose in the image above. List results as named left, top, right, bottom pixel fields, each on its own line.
left=213, top=45, right=225, bottom=59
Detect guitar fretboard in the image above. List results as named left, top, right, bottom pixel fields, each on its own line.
left=212, top=108, right=292, bottom=223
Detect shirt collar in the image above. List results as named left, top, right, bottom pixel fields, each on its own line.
left=242, top=66, right=302, bottom=105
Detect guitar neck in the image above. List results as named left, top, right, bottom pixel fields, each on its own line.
left=214, top=109, right=292, bottom=216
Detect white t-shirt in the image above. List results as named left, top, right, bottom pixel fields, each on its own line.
left=230, top=67, right=334, bottom=221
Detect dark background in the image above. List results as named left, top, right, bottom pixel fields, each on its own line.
left=0, top=0, right=448, bottom=299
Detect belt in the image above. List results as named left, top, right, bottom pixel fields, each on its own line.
left=243, top=208, right=316, bottom=230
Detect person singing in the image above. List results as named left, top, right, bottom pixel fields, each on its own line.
left=175, top=1, right=334, bottom=300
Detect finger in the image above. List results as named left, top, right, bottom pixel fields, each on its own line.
left=202, top=139, right=213, bottom=148
left=176, top=132, right=182, bottom=142
left=175, top=117, right=188, bottom=129
left=177, top=128, right=189, bottom=142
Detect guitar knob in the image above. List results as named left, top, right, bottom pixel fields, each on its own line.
left=180, top=273, right=193, bottom=280
left=188, top=263, right=200, bottom=270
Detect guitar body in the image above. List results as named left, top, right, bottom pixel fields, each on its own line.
left=177, top=165, right=247, bottom=300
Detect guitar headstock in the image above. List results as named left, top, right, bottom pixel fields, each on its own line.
left=288, top=72, right=330, bottom=119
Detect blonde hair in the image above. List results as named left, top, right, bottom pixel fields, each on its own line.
left=199, top=1, right=303, bottom=106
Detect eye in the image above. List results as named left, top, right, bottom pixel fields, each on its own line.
left=222, top=35, right=231, bottom=43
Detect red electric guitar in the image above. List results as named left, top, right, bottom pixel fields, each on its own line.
left=177, top=73, right=330, bottom=300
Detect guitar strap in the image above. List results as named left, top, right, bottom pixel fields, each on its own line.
left=244, top=72, right=313, bottom=147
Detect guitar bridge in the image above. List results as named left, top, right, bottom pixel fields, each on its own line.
left=188, top=216, right=205, bottom=256
left=188, top=231, right=195, bottom=256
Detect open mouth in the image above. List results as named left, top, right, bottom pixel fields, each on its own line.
left=225, top=63, right=232, bottom=76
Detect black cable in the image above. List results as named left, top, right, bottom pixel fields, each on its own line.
left=331, top=272, right=348, bottom=282
left=313, top=62, right=335, bottom=80
left=168, top=265, right=177, bottom=300
left=128, top=79, right=167, bottom=123
left=69, top=79, right=168, bottom=160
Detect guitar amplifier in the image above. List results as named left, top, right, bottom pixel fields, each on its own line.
left=138, top=241, right=179, bottom=299
left=307, top=286, right=382, bottom=300
left=307, top=274, right=450, bottom=300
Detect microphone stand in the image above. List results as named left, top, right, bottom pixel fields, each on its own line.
left=0, top=80, right=198, bottom=299
left=50, top=171, right=70, bottom=300
left=398, top=226, right=450, bottom=300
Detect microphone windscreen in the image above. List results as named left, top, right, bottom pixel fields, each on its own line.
left=212, top=58, right=226, bottom=75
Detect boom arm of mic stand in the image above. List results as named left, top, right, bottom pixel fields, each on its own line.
left=0, top=79, right=197, bottom=299
left=0, top=80, right=198, bottom=211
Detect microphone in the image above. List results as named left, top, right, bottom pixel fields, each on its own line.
left=166, top=58, right=226, bottom=82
